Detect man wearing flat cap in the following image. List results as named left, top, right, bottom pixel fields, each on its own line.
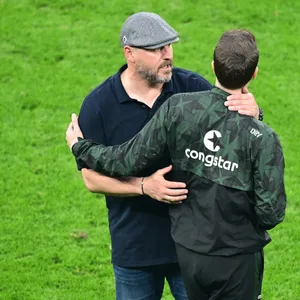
left=70, top=12, right=262, bottom=300
left=120, top=12, right=179, bottom=49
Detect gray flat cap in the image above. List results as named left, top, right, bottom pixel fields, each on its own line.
left=120, top=12, right=179, bottom=49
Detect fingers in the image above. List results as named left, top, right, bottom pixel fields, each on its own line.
left=159, top=188, right=188, bottom=204
left=166, top=188, right=188, bottom=197
left=66, top=114, right=81, bottom=150
left=67, top=121, right=73, bottom=131
left=144, top=168, right=188, bottom=202
left=66, top=122, right=74, bottom=140
left=157, top=165, right=172, bottom=175
left=226, top=104, right=254, bottom=111
left=225, top=105, right=258, bottom=118
left=236, top=110, right=253, bottom=116
left=165, top=180, right=186, bottom=189
left=225, top=96, right=254, bottom=105
left=71, top=113, right=78, bottom=128
left=160, top=200, right=182, bottom=205
left=159, top=194, right=186, bottom=205
left=225, top=99, right=254, bottom=106
left=224, top=94, right=258, bottom=119
left=72, top=113, right=77, bottom=122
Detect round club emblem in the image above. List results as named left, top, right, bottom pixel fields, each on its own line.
left=204, top=130, right=222, bottom=152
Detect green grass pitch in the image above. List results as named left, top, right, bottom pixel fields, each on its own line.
left=1, top=0, right=299, bottom=299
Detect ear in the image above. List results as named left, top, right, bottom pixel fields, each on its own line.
left=211, top=61, right=215, bottom=74
left=124, top=46, right=135, bottom=63
left=252, top=66, right=258, bottom=79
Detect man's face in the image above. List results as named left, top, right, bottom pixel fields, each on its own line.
left=133, top=44, right=173, bottom=86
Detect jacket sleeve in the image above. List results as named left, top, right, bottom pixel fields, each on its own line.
left=76, top=94, right=107, bottom=170
left=72, top=100, right=171, bottom=177
left=253, top=131, right=287, bottom=230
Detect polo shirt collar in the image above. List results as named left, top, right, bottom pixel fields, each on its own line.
left=114, top=64, right=174, bottom=103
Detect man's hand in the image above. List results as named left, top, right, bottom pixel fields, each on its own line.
left=224, top=87, right=259, bottom=119
left=143, top=165, right=188, bottom=204
left=66, top=113, right=83, bottom=150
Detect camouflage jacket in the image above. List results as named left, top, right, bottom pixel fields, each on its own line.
left=73, top=87, right=286, bottom=255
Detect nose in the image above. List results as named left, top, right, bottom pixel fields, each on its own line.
left=161, top=45, right=173, bottom=59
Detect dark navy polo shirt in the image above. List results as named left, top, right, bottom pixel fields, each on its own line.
left=78, top=64, right=212, bottom=267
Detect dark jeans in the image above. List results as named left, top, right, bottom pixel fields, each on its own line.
left=113, top=263, right=188, bottom=300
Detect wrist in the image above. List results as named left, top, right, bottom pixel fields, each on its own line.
left=127, top=177, right=144, bottom=195
left=258, top=107, right=264, bottom=121
left=69, top=138, right=79, bottom=151
left=140, top=177, right=146, bottom=196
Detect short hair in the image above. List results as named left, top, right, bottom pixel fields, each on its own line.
left=213, top=30, right=259, bottom=89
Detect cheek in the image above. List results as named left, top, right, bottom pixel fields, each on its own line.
left=148, top=54, right=161, bottom=64
left=145, top=57, right=161, bottom=70
left=136, top=52, right=162, bottom=70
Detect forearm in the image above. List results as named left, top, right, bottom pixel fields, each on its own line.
left=254, top=190, right=286, bottom=230
left=73, top=103, right=170, bottom=176
left=73, top=139, right=144, bottom=176
left=81, top=168, right=143, bottom=196
left=73, top=128, right=166, bottom=177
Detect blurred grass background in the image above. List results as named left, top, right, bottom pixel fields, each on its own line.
left=1, top=0, right=299, bottom=299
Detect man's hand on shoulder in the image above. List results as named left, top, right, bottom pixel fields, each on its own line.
left=66, top=113, right=84, bottom=151
left=142, top=165, right=188, bottom=204
left=224, top=87, right=260, bottom=119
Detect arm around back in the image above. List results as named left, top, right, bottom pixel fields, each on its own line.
left=75, top=94, right=187, bottom=201
left=81, top=167, right=188, bottom=202
left=73, top=100, right=171, bottom=177
left=81, top=168, right=143, bottom=196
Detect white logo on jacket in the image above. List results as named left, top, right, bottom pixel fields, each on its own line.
left=204, top=130, right=222, bottom=152
left=250, top=128, right=262, bottom=137
left=185, top=130, right=239, bottom=172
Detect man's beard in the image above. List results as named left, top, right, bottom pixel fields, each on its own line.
left=136, top=62, right=173, bottom=87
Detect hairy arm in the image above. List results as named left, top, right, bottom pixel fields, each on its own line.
left=81, top=166, right=187, bottom=202
left=81, top=168, right=143, bottom=196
